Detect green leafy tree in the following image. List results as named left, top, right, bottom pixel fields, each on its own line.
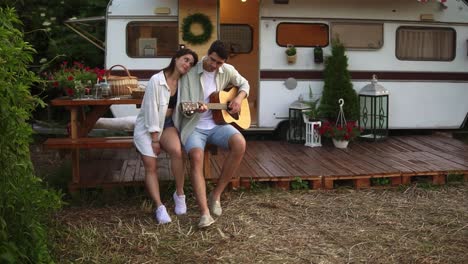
left=0, top=0, right=107, bottom=69
left=318, top=39, right=359, bottom=121
left=0, top=7, right=62, bottom=263
left=1, top=0, right=107, bottom=120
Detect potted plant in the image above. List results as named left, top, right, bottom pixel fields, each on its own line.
left=303, top=85, right=320, bottom=121
left=319, top=120, right=361, bottom=148
left=45, top=61, right=105, bottom=99
left=285, top=44, right=297, bottom=64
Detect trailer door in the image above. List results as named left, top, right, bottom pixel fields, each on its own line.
left=220, top=0, right=259, bottom=126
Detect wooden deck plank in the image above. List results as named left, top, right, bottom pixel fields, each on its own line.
left=356, top=154, right=399, bottom=174
left=279, top=143, right=327, bottom=176
left=431, top=133, right=468, bottom=149
left=417, top=151, right=467, bottom=171
left=373, top=152, right=418, bottom=173
left=302, top=147, right=353, bottom=176
left=413, top=135, right=463, bottom=153
left=122, top=159, right=137, bottom=182
left=73, top=134, right=468, bottom=190
left=394, top=136, right=444, bottom=154
left=317, top=147, right=367, bottom=175
left=134, top=155, right=142, bottom=182
left=261, top=141, right=306, bottom=177
left=389, top=152, right=433, bottom=172
left=268, top=142, right=310, bottom=177
left=385, top=137, right=420, bottom=152
left=243, top=149, right=270, bottom=178
left=245, top=141, right=290, bottom=177
left=342, top=150, right=393, bottom=175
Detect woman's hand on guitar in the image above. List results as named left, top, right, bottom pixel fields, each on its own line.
left=197, top=103, right=208, bottom=113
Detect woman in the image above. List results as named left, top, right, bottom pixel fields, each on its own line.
left=134, top=48, right=198, bottom=224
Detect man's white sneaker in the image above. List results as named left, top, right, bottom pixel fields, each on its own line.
left=209, top=193, right=222, bottom=217
left=198, top=214, right=215, bottom=228
left=173, top=192, right=187, bottom=215
left=155, top=205, right=171, bottom=224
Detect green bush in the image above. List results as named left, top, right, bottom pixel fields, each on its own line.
left=318, top=39, right=359, bottom=121
left=0, top=7, right=62, bottom=263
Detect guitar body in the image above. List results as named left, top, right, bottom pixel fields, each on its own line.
left=209, top=87, right=251, bottom=130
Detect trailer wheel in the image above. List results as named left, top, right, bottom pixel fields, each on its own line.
left=274, top=120, right=289, bottom=141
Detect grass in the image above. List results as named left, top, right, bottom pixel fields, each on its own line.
left=48, top=184, right=468, bottom=264
left=29, top=132, right=468, bottom=263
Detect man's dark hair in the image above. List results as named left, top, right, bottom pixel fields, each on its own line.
left=208, top=40, right=229, bottom=60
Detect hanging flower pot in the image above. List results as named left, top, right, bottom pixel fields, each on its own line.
left=332, top=138, right=349, bottom=149
left=318, top=99, right=362, bottom=149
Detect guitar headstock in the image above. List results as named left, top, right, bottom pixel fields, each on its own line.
left=180, top=102, right=200, bottom=116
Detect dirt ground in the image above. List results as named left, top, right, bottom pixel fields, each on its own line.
left=30, top=142, right=468, bottom=264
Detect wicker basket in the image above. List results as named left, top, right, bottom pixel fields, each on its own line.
left=106, top=64, right=138, bottom=96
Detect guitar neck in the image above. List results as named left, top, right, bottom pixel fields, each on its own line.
left=206, top=103, right=228, bottom=110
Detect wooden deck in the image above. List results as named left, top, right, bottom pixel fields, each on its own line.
left=76, top=133, right=468, bottom=190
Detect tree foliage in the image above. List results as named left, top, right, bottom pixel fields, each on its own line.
left=0, top=7, right=62, bottom=263
left=0, top=0, right=108, bottom=69
left=1, top=0, right=108, bottom=119
left=318, top=39, right=360, bottom=121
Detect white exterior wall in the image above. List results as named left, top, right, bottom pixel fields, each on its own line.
left=258, top=0, right=468, bottom=129
left=105, top=0, right=468, bottom=129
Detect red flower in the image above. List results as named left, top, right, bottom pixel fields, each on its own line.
left=65, top=88, right=74, bottom=96
left=44, top=60, right=105, bottom=98
left=318, top=120, right=361, bottom=141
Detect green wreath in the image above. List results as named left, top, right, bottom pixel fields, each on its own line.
left=181, top=13, right=213, bottom=45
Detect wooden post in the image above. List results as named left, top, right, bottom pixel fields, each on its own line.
left=70, top=107, right=80, bottom=186
left=354, top=178, right=370, bottom=189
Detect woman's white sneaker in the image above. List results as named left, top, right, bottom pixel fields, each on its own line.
left=155, top=205, right=172, bottom=224
left=173, top=192, right=187, bottom=215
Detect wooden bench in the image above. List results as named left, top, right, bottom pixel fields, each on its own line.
left=44, top=137, right=134, bottom=149
left=44, top=136, right=217, bottom=188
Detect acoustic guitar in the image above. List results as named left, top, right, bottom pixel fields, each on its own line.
left=180, top=87, right=251, bottom=130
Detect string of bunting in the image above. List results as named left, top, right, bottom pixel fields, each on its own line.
left=181, top=13, right=213, bottom=45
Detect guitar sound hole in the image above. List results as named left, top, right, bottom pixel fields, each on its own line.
left=229, top=112, right=239, bottom=120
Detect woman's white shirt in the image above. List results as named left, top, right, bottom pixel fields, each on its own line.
left=133, top=71, right=171, bottom=157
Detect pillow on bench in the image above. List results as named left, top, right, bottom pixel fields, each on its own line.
left=94, top=116, right=137, bottom=131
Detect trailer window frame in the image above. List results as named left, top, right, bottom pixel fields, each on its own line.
left=126, top=21, right=179, bottom=58
left=395, top=26, right=456, bottom=61
left=276, top=22, right=329, bottom=47
left=331, top=22, right=383, bottom=50
left=220, top=23, right=253, bottom=54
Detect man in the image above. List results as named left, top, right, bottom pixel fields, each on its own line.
left=174, top=40, right=249, bottom=228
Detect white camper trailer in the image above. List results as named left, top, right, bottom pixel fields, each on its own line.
left=102, top=0, right=468, bottom=131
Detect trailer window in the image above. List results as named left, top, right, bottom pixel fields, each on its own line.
left=126, top=21, right=178, bottom=58
left=331, top=22, right=383, bottom=49
left=396, top=27, right=455, bottom=61
left=220, top=24, right=252, bottom=53
left=276, top=23, right=328, bottom=47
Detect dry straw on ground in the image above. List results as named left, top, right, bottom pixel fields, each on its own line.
left=49, top=185, right=468, bottom=264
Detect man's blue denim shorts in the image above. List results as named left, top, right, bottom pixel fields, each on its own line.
left=183, top=125, right=240, bottom=153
